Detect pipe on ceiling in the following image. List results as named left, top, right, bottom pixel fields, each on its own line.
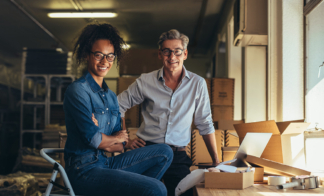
left=10, top=0, right=69, bottom=52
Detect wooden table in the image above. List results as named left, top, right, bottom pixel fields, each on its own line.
left=195, top=183, right=324, bottom=196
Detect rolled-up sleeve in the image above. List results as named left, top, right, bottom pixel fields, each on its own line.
left=117, top=78, right=145, bottom=118
left=194, top=79, right=215, bottom=136
left=64, top=84, right=102, bottom=149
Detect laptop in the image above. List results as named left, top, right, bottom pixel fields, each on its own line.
left=231, top=132, right=272, bottom=166
left=197, top=132, right=272, bottom=168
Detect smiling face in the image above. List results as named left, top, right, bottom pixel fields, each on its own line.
left=158, top=39, right=188, bottom=72
left=87, top=39, right=114, bottom=83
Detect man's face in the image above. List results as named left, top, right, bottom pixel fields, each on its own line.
left=87, top=39, right=115, bottom=79
left=158, top=39, right=188, bottom=72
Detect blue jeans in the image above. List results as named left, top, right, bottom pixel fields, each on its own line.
left=65, top=144, right=173, bottom=196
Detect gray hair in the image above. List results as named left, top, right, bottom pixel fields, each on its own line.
left=158, top=29, right=189, bottom=50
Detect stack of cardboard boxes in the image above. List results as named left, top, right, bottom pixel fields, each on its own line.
left=191, top=78, right=236, bottom=165
left=211, top=78, right=234, bottom=122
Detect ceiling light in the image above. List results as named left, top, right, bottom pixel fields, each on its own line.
left=48, top=12, right=117, bottom=18
left=122, top=44, right=130, bottom=49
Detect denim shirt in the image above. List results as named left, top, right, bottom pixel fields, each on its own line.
left=63, top=71, right=121, bottom=162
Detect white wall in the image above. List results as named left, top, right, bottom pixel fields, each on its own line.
left=281, top=0, right=304, bottom=121
left=305, top=2, right=324, bottom=129
left=268, top=0, right=304, bottom=122
left=244, top=46, right=267, bottom=122
left=227, top=17, right=242, bottom=121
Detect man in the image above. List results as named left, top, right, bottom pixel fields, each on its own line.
left=118, top=29, right=220, bottom=196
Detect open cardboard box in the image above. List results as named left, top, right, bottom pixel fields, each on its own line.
left=234, top=120, right=310, bottom=168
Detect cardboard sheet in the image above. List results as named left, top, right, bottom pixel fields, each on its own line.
left=246, top=155, right=311, bottom=176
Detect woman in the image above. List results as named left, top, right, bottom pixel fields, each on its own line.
left=63, top=23, right=173, bottom=196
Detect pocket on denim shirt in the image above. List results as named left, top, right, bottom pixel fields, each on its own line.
left=109, top=110, right=118, bottom=130
left=94, top=107, right=106, bottom=129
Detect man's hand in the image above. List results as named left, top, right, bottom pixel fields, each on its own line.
left=125, top=138, right=146, bottom=150
left=112, top=130, right=129, bottom=143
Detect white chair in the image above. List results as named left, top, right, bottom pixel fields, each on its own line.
left=40, top=148, right=78, bottom=196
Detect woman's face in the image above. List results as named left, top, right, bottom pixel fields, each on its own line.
left=87, top=39, right=115, bottom=79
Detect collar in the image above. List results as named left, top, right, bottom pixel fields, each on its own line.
left=84, top=71, right=109, bottom=93
left=157, top=65, right=191, bottom=81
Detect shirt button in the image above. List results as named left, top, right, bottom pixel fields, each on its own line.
left=106, top=108, right=109, bottom=110
left=102, top=111, right=104, bottom=114
left=103, top=94, right=105, bottom=97
left=108, top=122, right=110, bottom=124
left=168, top=122, right=171, bottom=125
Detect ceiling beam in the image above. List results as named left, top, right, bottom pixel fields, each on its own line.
left=9, top=0, right=69, bottom=52
left=190, top=0, right=208, bottom=57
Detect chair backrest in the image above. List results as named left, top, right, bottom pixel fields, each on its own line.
left=40, top=148, right=76, bottom=196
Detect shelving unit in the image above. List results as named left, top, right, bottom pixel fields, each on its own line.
left=20, top=49, right=75, bottom=148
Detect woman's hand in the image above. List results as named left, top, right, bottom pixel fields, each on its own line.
left=125, top=138, right=146, bottom=150
left=92, top=113, right=98, bottom=126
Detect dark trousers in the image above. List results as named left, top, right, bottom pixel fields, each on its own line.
left=146, top=142, right=193, bottom=196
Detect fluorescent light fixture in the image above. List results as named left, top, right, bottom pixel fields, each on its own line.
left=122, top=44, right=130, bottom=49
left=48, top=12, right=117, bottom=18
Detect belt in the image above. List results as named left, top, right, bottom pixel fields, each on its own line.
left=145, top=141, right=186, bottom=152
left=169, top=146, right=187, bottom=152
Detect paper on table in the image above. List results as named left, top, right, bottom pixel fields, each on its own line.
left=175, top=169, right=207, bottom=196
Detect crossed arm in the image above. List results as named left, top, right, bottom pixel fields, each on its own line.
left=92, top=114, right=128, bottom=153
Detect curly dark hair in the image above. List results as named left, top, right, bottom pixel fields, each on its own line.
left=73, top=23, right=126, bottom=66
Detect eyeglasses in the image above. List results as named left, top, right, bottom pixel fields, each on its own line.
left=91, top=51, right=115, bottom=62
left=161, top=48, right=184, bottom=56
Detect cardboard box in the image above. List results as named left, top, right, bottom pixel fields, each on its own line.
left=212, top=106, right=234, bottom=122
left=234, top=120, right=310, bottom=167
left=216, top=120, right=244, bottom=130
left=225, top=130, right=239, bottom=147
left=205, top=78, right=212, bottom=102
left=128, top=127, right=138, bottom=140
left=117, top=77, right=140, bottom=128
left=237, top=167, right=264, bottom=182
left=119, top=49, right=162, bottom=75
left=246, top=155, right=311, bottom=176
left=222, top=146, right=238, bottom=162
left=205, top=171, right=254, bottom=189
left=117, top=77, right=137, bottom=94
left=191, top=129, right=224, bottom=164
left=211, top=78, right=234, bottom=106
